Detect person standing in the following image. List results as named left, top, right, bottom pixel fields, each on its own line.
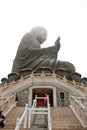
left=0, top=111, right=6, bottom=127
left=15, top=94, right=18, bottom=105
left=44, top=93, right=49, bottom=107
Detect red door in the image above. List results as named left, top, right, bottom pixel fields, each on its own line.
left=37, top=99, right=45, bottom=107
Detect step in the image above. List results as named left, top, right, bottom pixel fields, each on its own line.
left=52, top=128, right=87, bottom=130
left=0, top=128, right=26, bottom=130
left=0, top=107, right=25, bottom=130
left=51, top=107, right=82, bottom=128
left=28, top=128, right=46, bottom=130
left=31, top=114, right=47, bottom=128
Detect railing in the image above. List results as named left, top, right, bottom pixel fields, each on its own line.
left=28, top=95, right=52, bottom=130
left=0, top=95, right=16, bottom=115
left=15, top=95, right=52, bottom=130
left=70, top=94, right=87, bottom=128
left=15, top=104, right=28, bottom=130
left=1, top=72, right=87, bottom=99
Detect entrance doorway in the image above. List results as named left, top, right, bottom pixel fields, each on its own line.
left=32, top=88, right=53, bottom=107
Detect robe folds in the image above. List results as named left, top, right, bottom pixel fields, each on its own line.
left=12, top=45, right=59, bottom=73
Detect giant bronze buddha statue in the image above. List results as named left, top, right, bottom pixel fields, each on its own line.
left=12, top=26, right=75, bottom=75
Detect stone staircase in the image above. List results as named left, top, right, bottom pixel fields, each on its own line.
left=0, top=106, right=26, bottom=130
left=31, top=113, right=47, bottom=128
left=51, top=107, right=87, bottom=130
left=0, top=106, right=87, bottom=130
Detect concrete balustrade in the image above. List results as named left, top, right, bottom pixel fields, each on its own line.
left=70, top=95, right=87, bottom=127
left=0, top=72, right=87, bottom=98
left=0, top=95, right=16, bottom=115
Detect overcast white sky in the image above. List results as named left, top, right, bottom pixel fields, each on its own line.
left=0, top=0, right=87, bottom=81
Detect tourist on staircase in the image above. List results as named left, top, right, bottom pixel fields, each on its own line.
left=0, top=111, right=6, bottom=127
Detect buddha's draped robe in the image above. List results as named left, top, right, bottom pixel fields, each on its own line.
left=12, top=44, right=59, bottom=73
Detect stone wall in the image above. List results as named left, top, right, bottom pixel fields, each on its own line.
left=16, top=88, right=29, bottom=106
left=16, top=86, right=70, bottom=107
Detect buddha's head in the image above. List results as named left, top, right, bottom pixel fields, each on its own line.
left=31, top=26, right=47, bottom=44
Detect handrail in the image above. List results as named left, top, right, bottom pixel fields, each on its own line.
left=70, top=95, right=87, bottom=127
left=15, top=104, right=28, bottom=130
left=32, top=99, right=36, bottom=108
left=14, top=95, right=52, bottom=130
left=28, top=95, right=52, bottom=130
left=0, top=95, right=16, bottom=115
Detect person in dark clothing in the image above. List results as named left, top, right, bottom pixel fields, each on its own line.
left=0, top=111, right=6, bottom=127
left=15, top=94, right=18, bottom=102
left=15, top=94, right=18, bottom=105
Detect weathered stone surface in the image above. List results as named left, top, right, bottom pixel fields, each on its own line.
left=70, top=72, right=81, bottom=82
left=34, top=67, right=53, bottom=73
left=1, top=77, right=8, bottom=85
left=81, top=77, right=87, bottom=85
left=16, top=88, right=29, bottom=106
left=55, top=68, right=69, bottom=79
left=57, top=60, right=76, bottom=73
left=20, top=68, right=32, bottom=77
left=8, top=72, right=20, bottom=83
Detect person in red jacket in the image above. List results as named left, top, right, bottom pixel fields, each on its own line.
left=44, top=93, right=49, bottom=107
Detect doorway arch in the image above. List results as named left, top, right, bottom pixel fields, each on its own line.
left=33, top=88, right=53, bottom=107
left=29, top=86, right=57, bottom=107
